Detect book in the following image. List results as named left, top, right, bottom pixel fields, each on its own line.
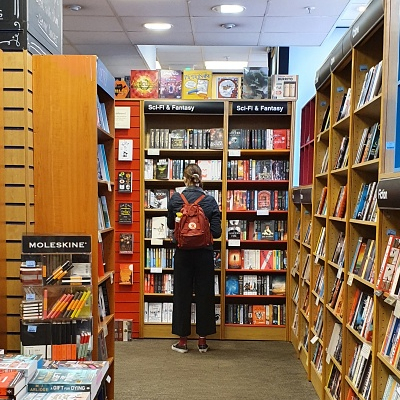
left=155, top=159, right=170, bottom=180
left=252, top=305, right=266, bottom=324
left=119, top=233, right=133, bottom=254
left=118, top=202, right=133, bottom=224
left=259, top=220, right=275, bottom=240
left=0, top=370, right=25, bottom=396
left=225, top=275, right=239, bottom=295
left=227, top=250, right=242, bottom=269
left=169, top=129, right=187, bottom=149
left=115, top=77, right=130, bottom=99
left=130, top=70, right=159, bottom=98
left=256, top=190, right=273, bottom=211
left=242, top=67, right=269, bottom=99
left=117, top=171, right=132, bottom=193
left=119, top=263, right=133, bottom=285
left=270, top=74, right=298, bottom=100
left=214, top=75, right=240, bottom=99
left=228, top=129, right=242, bottom=149
left=151, top=216, right=168, bottom=239
left=270, top=275, right=286, bottom=296
left=227, top=220, right=241, bottom=240
left=182, top=70, right=212, bottom=99
left=159, top=69, right=182, bottom=99
left=209, top=128, right=224, bottom=150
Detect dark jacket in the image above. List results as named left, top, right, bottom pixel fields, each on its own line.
left=167, top=186, right=222, bottom=247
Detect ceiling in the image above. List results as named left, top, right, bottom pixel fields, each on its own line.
left=62, top=0, right=370, bottom=78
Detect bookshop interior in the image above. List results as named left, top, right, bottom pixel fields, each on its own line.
left=2, top=0, right=400, bottom=399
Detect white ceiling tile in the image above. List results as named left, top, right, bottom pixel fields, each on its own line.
left=109, top=0, right=189, bottom=16
left=259, top=32, right=328, bottom=46
left=64, top=31, right=131, bottom=45
left=63, top=16, right=123, bottom=31
left=127, top=32, right=194, bottom=46
left=194, top=32, right=260, bottom=46
left=188, top=0, right=270, bottom=16
left=267, top=0, right=350, bottom=17
left=191, top=17, right=264, bottom=33
left=262, top=16, right=338, bottom=33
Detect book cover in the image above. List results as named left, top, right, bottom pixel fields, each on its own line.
left=259, top=220, right=275, bottom=240
left=260, top=250, right=274, bottom=270
left=119, top=233, right=133, bottom=254
left=228, top=129, right=242, bottom=149
left=242, top=67, right=269, bottom=99
left=115, top=77, right=130, bottom=99
left=225, top=275, right=239, bottom=295
left=209, top=128, right=224, bottom=150
left=227, top=220, right=241, bottom=240
left=130, top=70, right=159, bottom=98
left=169, top=129, right=187, bottom=149
left=0, top=370, right=25, bottom=396
left=159, top=69, right=182, bottom=99
left=271, top=74, right=298, bottom=100
left=149, top=188, right=169, bottom=209
left=117, top=171, right=132, bottom=193
left=256, top=190, right=272, bottom=211
left=252, top=305, right=266, bottom=324
left=118, top=202, right=133, bottom=224
left=227, top=249, right=242, bottom=269
left=151, top=216, right=168, bottom=239
left=148, top=303, right=162, bottom=322
left=119, top=263, right=133, bottom=285
left=182, top=70, right=212, bottom=99
left=270, top=275, right=286, bottom=296
left=213, top=74, right=240, bottom=99
left=155, top=159, right=170, bottom=180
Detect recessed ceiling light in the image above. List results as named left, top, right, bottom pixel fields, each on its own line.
left=144, top=23, right=172, bottom=31
left=221, top=23, right=236, bottom=29
left=357, top=5, right=367, bottom=12
left=304, top=6, right=316, bottom=14
left=211, top=5, right=245, bottom=14
left=66, top=4, right=82, bottom=11
left=205, top=61, right=248, bottom=70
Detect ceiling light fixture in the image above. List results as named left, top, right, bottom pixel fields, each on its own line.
left=305, top=6, right=316, bottom=14
left=357, top=5, right=367, bottom=12
left=144, top=23, right=172, bottom=31
left=221, top=23, right=236, bottom=29
left=205, top=60, right=248, bottom=70
left=211, top=5, right=245, bottom=14
left=66, top=4, right=82, bottom=11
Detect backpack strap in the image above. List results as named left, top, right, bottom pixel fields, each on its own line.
left=180, top=193, right=205, bottom=205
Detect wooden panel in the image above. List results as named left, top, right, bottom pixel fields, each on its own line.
left=3, top=71, right=26, bottom=88
left=3, top=91, right=26, bottom=108
left=3, top=51, right=26, bottom=68
left=7, top=298, right=21, bottom=314
left=224, top=326, right=286, bottom=340
left=4, top=168, right=29, bottom=184
left=6, top=280, right=23, bottom=297
left=5, top=148, right=26, bottom=165
left=5, top=224, right=27, bottom=241
left=7, top=261, right=21, bottom=279
left=7, top=316, right=21, bottom=332
left=5, top=205, right=27, bottom=222
left=4, top=129, right=27, bottom=147
left=6, top=242, right=21, bottom=260
left=5, top=187, right=28, bottom=203
left=7, top=335, right=20, bottom=352
left=4, top=110, right=27, bottom=127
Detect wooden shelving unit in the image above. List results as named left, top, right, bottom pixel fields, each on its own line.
left=32, top=55, right=115, bottom=399
left=139, top=99, right=294, bottom=340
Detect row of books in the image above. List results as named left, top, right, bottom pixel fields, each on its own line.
left=227, top=128, right=289, bottom=150
left=336, top=88, right=351, bottom=122
left=352, top=181, right=378, bottom=222
left=326, top=323, right=343, bottom=364
left=348, top=290, right=374, bottom=341
left=144, top=302, right=221, bottom=324
left=225, top=274, right=286, bottom=296
left=381, top=312, right=400, bottom=369
left=356, top=60, right=383, bottom=109
left=333, top=185, right=347, bottom=218
left=333, top=135, right=349, bottom=170
left=227, top=249, right=287, bottom=270
left=355, top=123, right=380, bottom=164
left=225, top=303, right=286, bottom=325
left=227, top=219, right=288, bottom=242
left=320, top=147, right=329, bottom=174
left=314, top=227, right=326, bottom=258
left=331, top=232, right=345, bottom=268
left=97, top=196, right=111, bottom=230
left=114, top=319, right=133, bottom=342
left=147, top=127, right=224, bottom=150
left=313, top=265, right=324, bottom=298
left=316, top=186, right=328, bottom=215
left=382, top=375, right=400, bottom=400
left=349, top=237, right=376, bottom=284
left=145, top=158, right=222, bottom=180
left=376, top=235, right=400, bottom=295
left=312, top=303, right=323, bottom=338
left=327, top=277, right=344, bottom=319
left=96, top=96, right=110, bottom=133
left=227, top=159, right=289, bottom=181
left=144, top=188, right=221, bottom=210
left=226, top=189, right=289, bottom=211
left=97, top=144, right=110, bottom=182
left=312, top=342, right=323, bottom=374
left=327, top=365, right=341, bottom=400
left=348, top=344, right=372, bottom=398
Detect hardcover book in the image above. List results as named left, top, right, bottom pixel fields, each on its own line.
left=209, top=128, right=224, bottom=150
left=270, top=275, right=286, bottom=296
left=117, top=171, right=132, bottom=193
left=256, top=190, right=273, bottom=211
left=169, top=129, right=187, bottom=149
left=130, top=70, right=159, bottom=98
left=227, top=249, right=242, bottom=269
left=228, top=129, right=242, bottom=149
left=225, top=275, right=239, bottom=295
left=119, top=263, right=133, bottom=285
left=115, top=77, right=130, bottom=99
left=0, top=370, right=25, bottom=396
left=213, top=74, right=240, bottom=99
left=242, top=67, right=269, bottom=99
left=252, top=305, right=266, bottom=324
left=148, top=189, right=169, bottom=209
left=270, top=74, right=298, bottom=100
left=227, top=220, right=241, bottom=240
left=119, top=233, right=133, bottom=254
left=159, top=69, right=182, bottom=99
left=155, top=159, right=169, bottom=180
left=182, top=70, right=212, bottom=99
left=118, top=202, right=133, bottom=224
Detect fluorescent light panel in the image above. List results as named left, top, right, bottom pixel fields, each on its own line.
left=144, top=23, right=172, bottom=30
left=205, top=61, right=248, bottom=70
left=211, top=5, right=245, bottom=14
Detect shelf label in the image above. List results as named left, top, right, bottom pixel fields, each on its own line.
left=395, top=300, right=400, bottom=318
left=386, top=141, right=395, bottom=149
left=144, top=101, right=224, bottom=114
left=228, top=239, right=241, bottom=247
left=26, top=260, right=36, bottom=267
left=147, top=148, right=160, bottom=156
left=336, top=86, right=344, bottom=92
left=315, top=296, right=319, bottom=305
left=27, top=325, right=37, bottom=333
left=26, top=293, right=36, bottom=301
left=228, top=149, right=241, bottom=157
left=310, top=336, right=319, bottom=344
left=151, top=238, right=164, bottom=246
left=231, top=101, right=288, bottom=115
left=256, top=210, right=269, bottom=216
left=106, top=375, right=112, bottom=383
left=326, top=353, right=331, bottom=364
left=150, top=266, right=162, bottom=274
left=115, top=107, right=131, bottom=129
left=347, top=274, right=354, bottom=286
left=385, top=294, right=397, bottom=306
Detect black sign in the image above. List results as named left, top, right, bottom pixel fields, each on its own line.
left=231, top=101, right=288, bottom=115
left=22, top=235, right=92, bottom=254
left=377, top=178, right=400, bottom=210
left=0, top=0, right=27, bottom=31
left=144, top=101, right=224, bottom=114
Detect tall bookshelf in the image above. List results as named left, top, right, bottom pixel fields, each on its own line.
left=288, top=0, right=392, bottom=398
left=300, top=97, right=316, bottom=186
left=139, top=99, right=294, bottom=340
left=32, top=55, right=115, bottom=399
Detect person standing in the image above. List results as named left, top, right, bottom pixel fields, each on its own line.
left=167, top=163, right=222, bottom=353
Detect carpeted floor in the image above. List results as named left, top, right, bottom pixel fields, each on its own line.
left=114, top=339, right=319, bottom=400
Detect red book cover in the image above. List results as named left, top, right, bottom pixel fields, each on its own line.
left=252, top=305, right=266, bottom=325
left=0, top=370, right=25, bottom=396
left=273, top=129, right=288, bottom=149
left=260, top=250, right=274, bottom=270
left=257, top=190, right=272, bottom=211
left=227, top=250, right=242, bottom=269
left=130, top=70, right=159, bottom=98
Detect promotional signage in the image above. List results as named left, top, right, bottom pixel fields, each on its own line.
left=22, top=235, right=92, bottom=254
left=376, top=178, right=400, bottom=210
left=144, top=101, right=224, bottom=114
left=231, top=101, right=288, bottom=115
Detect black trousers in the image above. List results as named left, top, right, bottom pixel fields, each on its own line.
left=172, top=248, right=216, bottom=337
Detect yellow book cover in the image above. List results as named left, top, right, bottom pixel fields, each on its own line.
left=182, top=70, right=213, bottom=99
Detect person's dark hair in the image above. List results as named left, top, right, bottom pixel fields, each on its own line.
left=184, top=163, right=203, bottom=188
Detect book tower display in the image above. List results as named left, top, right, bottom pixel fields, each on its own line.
left=32, top=55, right=115, bottom=399
left=288, top=0, right=400, bottom=398
left=140, top=99, right=294, bottom=340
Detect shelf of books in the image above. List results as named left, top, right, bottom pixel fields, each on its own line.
left=32, top=55, right=115, bottom=399
left=140, top=99, right=294, bottom=340
left=300, top=97, right=316, bottom=186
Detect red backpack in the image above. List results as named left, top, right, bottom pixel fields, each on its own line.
left=175, top=193, right=213, bottom=249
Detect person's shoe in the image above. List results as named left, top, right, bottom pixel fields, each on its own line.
left=172, top=342, right=188, bottom=353
left=198, top=344, right=209, bottom=353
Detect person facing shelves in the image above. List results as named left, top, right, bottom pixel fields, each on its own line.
left=167, top=163, right=222, bottom=353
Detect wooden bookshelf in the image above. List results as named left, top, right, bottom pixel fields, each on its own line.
left=32, top=55, right=115, bottom=399
left=300, top=97, right=315, bottom=186
left=139, top=99, right=294, bottom=340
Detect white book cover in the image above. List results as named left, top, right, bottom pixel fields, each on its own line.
left=148, top=302, right=162, bottom=322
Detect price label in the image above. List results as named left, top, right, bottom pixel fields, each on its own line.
left=106, top=375, right=112, bottom=383
left=360, top=342, right=371, bottom=359
left=27, top=325, right=37, bottom=333
left=326, top=353, right=331, bottom=364
left=228, top=149, right=241, bottom=157
left=151, top=238, right=163, bottom=246
left=26, top=260, right=36, bottom=267
left=228, top=239, right=241, bottom=247
left=347, top=274, right=354, bottom=286
left=395, top=300, right=400, bottom=319
left=310, top=336, right=319, bottom=344
left=315, top=296, right=319, bottom=305
left=26, top=293, right=35, bottom=301
left=150, top=267, right=162, bottom=274
left=147, top=148, right=160, bottom=156
left=385, top=295, right=397, bottom=306
left=256, top=210, right=269, bottom=216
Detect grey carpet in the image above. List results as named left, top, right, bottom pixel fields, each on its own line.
left=115, top=339, right=319, bottom=400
